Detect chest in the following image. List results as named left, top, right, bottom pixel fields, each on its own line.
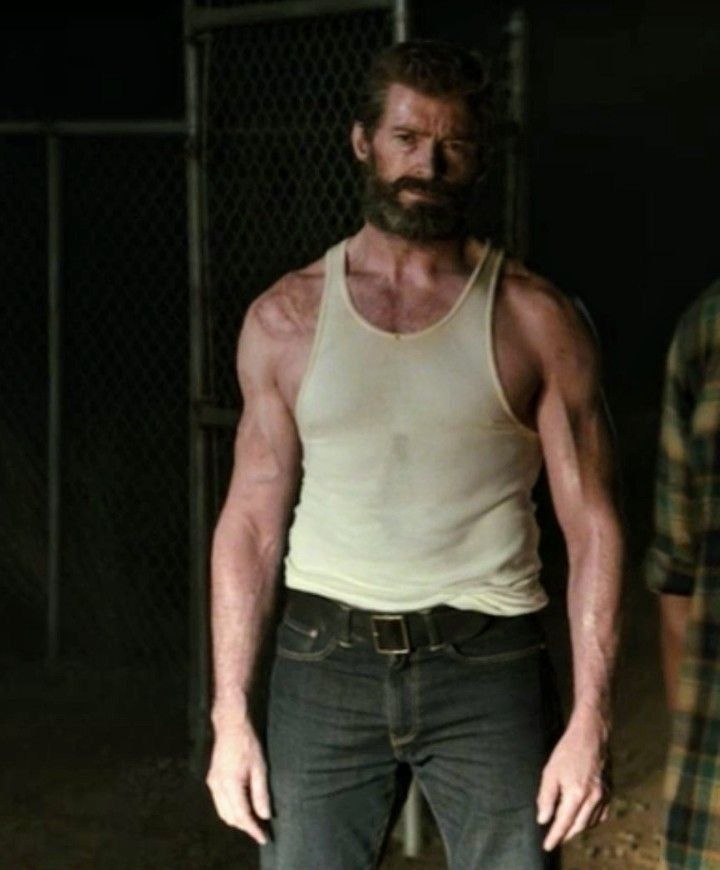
left=297, top=282, right=506, bottom=438
left=346, top=274, right=468, bottom=335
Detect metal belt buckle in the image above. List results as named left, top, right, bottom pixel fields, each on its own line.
left=371, top=614, right=411, bottom=654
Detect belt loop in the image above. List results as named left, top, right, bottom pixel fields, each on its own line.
left=421, top=611, right=444, bottom=650
left=336, top=602, right=352, bottom=645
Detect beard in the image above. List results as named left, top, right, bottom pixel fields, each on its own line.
left=361, top=153, right=476, bottom=242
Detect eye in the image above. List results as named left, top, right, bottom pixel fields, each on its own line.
left=395, top=131, right=415, bottom=145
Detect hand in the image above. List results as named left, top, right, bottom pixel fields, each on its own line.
left=536, top=711, right=611, bottom=851
left=206, top=715, right=271, bottom=845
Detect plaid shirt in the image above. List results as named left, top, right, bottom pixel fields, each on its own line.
left=646, top=278, right=720, bottom=868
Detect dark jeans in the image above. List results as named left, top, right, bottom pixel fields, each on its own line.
left=260, top=601, right=563, bottom=870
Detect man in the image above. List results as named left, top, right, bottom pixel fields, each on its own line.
left=206, top=40, right=623, bottom=869
left=646, top=278, right=720, bottom=868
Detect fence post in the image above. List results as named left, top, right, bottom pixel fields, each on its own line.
left=393, top=0, right=409, bottom=40
left=47, top=134, right=62, bottom=665
left=185, top=0, right=211, bottom=775
left=504, top=6, right=529, bottom=259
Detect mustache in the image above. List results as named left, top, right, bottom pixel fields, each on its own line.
left=387, top=177, right=467, bottom=199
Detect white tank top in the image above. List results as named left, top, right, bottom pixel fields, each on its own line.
left=284, top=238, right=548, bottom=615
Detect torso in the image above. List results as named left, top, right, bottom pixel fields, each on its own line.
left=254, top=233, right=543, bottom=431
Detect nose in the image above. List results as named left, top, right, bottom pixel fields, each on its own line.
left=412, top=140, right=445, bottom=179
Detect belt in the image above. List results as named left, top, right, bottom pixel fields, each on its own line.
left=284, top=589, right=494, bottom=655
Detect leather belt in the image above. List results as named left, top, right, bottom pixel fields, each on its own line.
left=284, top=589, right=494, bottom=655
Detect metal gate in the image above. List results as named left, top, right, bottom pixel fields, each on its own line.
left=185, top=0, right=401, bottom=758
left=1, top=1, right=528, bottom=858
left=184, top=0, right=528, bottom=854
left=185, top=0, right=528, bottom=737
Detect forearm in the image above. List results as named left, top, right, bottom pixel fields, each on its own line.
left=209, top=523, right=283, bottom=726
left=659, top=593, right=691, bottom=709
left=566, top=517, right=624, bottom=729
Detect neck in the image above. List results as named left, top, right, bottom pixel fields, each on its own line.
left=350, top=222, right=468, bottom=283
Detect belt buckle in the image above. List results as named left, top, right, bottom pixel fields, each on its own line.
left=371, top=614, right=410, bottom=654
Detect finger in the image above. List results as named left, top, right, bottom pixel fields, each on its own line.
left=250, top=762, right=271, bottom=821
left=233, top=784, right=269, bottom=845
left=206, top=775, right=234, bottom=823
left=218, top=781, right=268, bottom=845
left=543, top=790, right=584, bottom=852
left=562, top=792, right=603, bottom=843
left=536, top=775, right=560, bottom=826
left=588, top=797, right=611, bottom=828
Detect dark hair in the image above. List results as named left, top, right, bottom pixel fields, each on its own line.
left=356, top=39, right=493, bottom=139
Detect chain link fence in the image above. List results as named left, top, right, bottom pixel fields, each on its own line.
left=1, top=1, right=526, bottom=750
left=185, top=0, right=529, bottom=843
left=184, top=0, right=400, bottom=763
left=60, top=135, right=189, bottom=667
left=193, top=3, right=525, bottom=423
left=1, top=129, right=189, bottom=673
left=186, top=0, right=526, bottom=694
left=198, top=7, right=395, bottom=418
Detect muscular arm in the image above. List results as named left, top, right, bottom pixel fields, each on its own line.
left=207, top=299, right=301, bottom=841
left=507, top=278, right=623, bottom=849
left=537, top=298, right=622, bottom=730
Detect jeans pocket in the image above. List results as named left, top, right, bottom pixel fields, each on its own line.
left=444, top=613, right=546, bottom=665
left=444, top=639, right=545, bottom=665
left=276, top=614, right=339, bottom=661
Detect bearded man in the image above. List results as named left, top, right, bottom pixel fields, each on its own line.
left=205, top=39, right=623, bottom=870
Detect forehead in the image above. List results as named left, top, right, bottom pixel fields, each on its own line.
left=378, top=82, right=476, bottom=136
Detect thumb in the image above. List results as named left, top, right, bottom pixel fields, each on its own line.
left=536, top=773, right=559, bottom=826
left=250, top=762, right=271, bottom=820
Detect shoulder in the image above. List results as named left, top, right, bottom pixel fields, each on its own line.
left=498, top=256, right=598, bottom=376
left=246, top=255, right=326, bottom=342
left=236, top=255, right=325, bottom=387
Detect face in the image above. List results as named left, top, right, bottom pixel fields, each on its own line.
left=352, top=83, right=482, bottom=241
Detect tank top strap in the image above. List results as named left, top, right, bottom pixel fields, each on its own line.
left=487, top=245, right=506, bottom=295
left=324, top=238, right=346, bottom=287
left=462, top=242, right=504, bottom=332
left=472, top=243, right=504, bottom=299
left=318, top=237, right=353, bottom=325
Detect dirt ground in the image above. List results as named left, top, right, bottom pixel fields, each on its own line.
left=1, top=602, right=668, bottom=870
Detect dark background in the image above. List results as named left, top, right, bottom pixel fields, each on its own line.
left=3, top=0, right=718, bottom=699
left=2, top=2, right=718, bottom=866
left=4, top=0, right=718, bottom=406
left=3, top=0, right=719, bottom=707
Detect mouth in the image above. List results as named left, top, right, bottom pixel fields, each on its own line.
left=399, top=188, right=445, bottom=204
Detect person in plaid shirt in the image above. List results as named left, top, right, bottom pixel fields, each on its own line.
left=647, top=278, right=720, bottom=868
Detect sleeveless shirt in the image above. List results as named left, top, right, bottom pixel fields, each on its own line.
left=283, top=238, right=548, bottom=614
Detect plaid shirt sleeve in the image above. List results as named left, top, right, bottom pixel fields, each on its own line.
left=645, top=324, right=697, bottom=595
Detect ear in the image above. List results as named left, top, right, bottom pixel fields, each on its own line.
left=351, top=121, right=371, bottom=163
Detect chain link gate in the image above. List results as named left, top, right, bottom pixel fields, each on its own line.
left=0, top=1, right=527, bottom=856
left=1, top=124, right=190, bottom=675
left=185, top=0, right=528, bottom=854
left=185, top=0, right=400, bottom=756
left=61, top=133, right=189, bottom=667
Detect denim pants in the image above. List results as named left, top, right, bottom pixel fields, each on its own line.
left=260, top=601, right=563, bottom=870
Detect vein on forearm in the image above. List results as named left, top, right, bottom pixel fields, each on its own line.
left=210, top=516, right=285, bottom=714
left=566, top=511, right=624, bottom=722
